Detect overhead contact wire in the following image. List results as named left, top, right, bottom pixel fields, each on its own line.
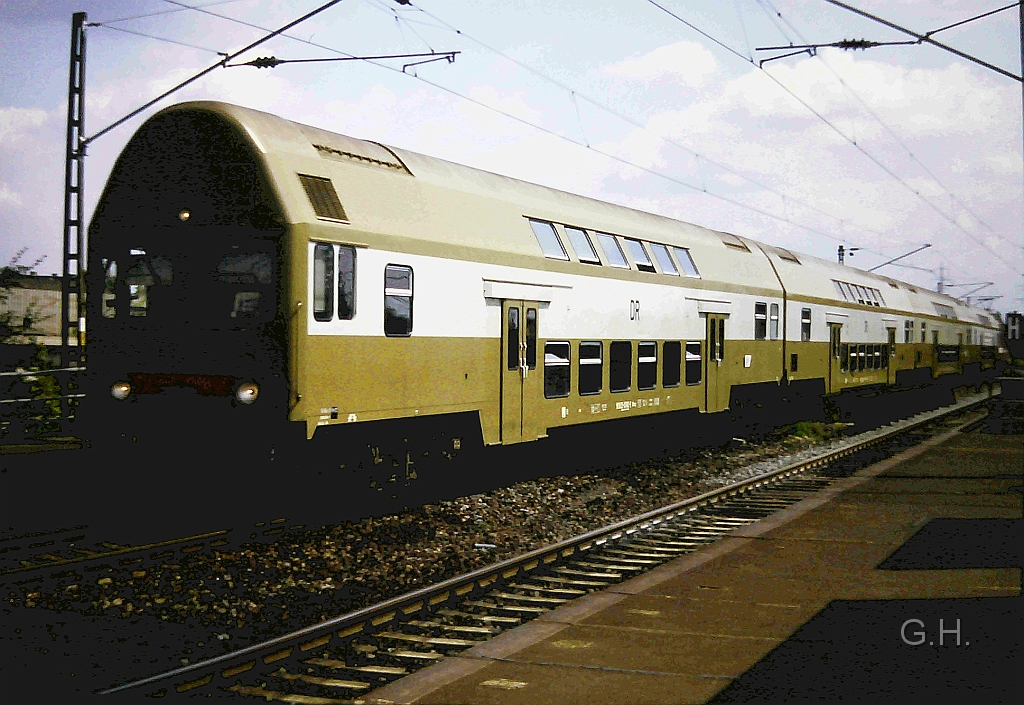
left=646, top=0, right=1021, bottom=276
left=406, top=1, right=888, bottom=251
left=163, top=0, right=888, bottom=254
left=761, top=0, right=1015, bottom=249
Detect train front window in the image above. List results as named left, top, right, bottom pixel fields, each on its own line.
left=99, top=245, right=276, bottom=325
left=124, top=253, right=173, bottom=318
left=217, top=251, right=272, bottom=319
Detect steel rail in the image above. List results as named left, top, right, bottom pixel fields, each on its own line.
left=99, top=390, right=993, bottom=696
left=0, top=529, right=230, bottom=577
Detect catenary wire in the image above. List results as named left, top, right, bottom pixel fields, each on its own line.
left=759, top=0, right=1017, bottom=249
left=159, top=0, right=891, bottom=256
left=404, top=1, right=895, bottom=252
left=87, top=22, right=228, bottom=56
left=96, top=0, right=244, bottom=26
left=643, top=0, right=1019, bottom=274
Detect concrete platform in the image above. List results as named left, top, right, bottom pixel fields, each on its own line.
left=360, top=421, right=1022, bottom=704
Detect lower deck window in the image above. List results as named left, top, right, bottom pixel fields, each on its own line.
left=544, top=342, right=570, bottom=398
left=610, top=341, right=631, bottom=392
left=790, top=353, right=799, bottom=372
left=663, top=341, right=681, bottom=388
left=638, top=341, right=657, bottom=390
left=685, top=342, right=702, bottom=385
left=384, top=264, right=413, bottom=336
left=578, top=342, right=603, bottom=395
left=840, top=343, right=849, bottom=372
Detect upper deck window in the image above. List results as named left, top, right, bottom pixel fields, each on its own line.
left=672, top=247, right=700, bottom=278
left=596, top=233, right=629, bottom=269
left=832, top=279, right=884, bottom=307
left=624, top=239, right=655, bottom=273
left=754, top=302, right=767, bottom=341
left=933, top=303, right=957, bottom=319
left=801, top=308, right=812, bottom=342
left=565, top=227, right=601, bottom=264
left=529, top=220, right=569, bottom=260
left=649, top=243, right=678, bottom=275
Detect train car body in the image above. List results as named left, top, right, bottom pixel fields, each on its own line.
left=85, top=102, right=1000, bottom=458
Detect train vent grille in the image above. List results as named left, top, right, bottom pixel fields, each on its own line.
left=298, top=174, right=348, bottom=223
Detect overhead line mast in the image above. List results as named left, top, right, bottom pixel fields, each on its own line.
left=61, top=11, right=86, bottom=369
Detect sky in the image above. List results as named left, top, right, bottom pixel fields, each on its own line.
left=1, top=0, right=1022, bottom=311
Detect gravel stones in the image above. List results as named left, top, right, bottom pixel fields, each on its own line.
left=6, top=424, right=847, bottom=653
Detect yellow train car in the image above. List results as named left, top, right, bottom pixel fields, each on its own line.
left=84, top=102, right=1000, bottom=468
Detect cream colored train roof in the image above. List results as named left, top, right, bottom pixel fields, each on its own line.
left=159, top=101, right=995, bottom=327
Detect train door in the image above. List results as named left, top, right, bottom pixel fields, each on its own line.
left=887, top=328, right=896, bottom=385
left=705, top=315, right=727, bottom=412
left=500, top=300, right=541, bottom=443
left=828, top=324, right=843, bottom=393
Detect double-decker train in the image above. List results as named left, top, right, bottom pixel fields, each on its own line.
left=84, top=101, right=1000, bottom=478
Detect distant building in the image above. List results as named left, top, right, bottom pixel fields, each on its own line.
left=0, top=273, right=62, bottom=346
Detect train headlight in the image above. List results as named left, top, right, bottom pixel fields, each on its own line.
left=235, top=381, right=259, bottom=405
left=110, top=381, right=131, bottom=401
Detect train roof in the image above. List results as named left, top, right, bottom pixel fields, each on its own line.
left=137, top=101, right=996, bottom=327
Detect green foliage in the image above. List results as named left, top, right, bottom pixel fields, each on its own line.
left=782, top=420, right=849, bottom=442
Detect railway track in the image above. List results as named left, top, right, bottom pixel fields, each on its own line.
left=97, top=390, right=994, bottom=702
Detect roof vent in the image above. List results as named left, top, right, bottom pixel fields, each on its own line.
left=717, top=231, right=750, bottom=252
left=773, top=247, right=800, bottom=264
left=300, top=125, right=411, bottom=174
left=298, top=174, right=348, bottom=222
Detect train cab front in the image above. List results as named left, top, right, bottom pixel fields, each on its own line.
left=84, top=106, right=291, bottom=460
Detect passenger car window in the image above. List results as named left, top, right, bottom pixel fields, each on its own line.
left=685, top=342, right=702, bottom=385
left=596, top=233, right=629, bottom=268
left=754, top=302, right=767, bottom=341
left=565, top=227, right=601, bottom=264
left=672, top=247, right=700, bottom=278
left=610, top=341, right=631, bottom=392
left=663, top=341, right=681, bottom=388
left=649, top=244, right=678, bottom=275
left=544, top=342, right=571, bottom=398
left=624, top=239, right=655, bottom=273
left=801, top=308, right=812, bottom=342
left=770, top=303, right=779, bottom=340
left=313, top=243, right=334, bottom=322
left=579, top=341, right=603, bottom=395
left=529, top=220, right=568, bottom=260
left=384, top=264, right=413, bottom=336
left=337, top=246, right=356, bottom=320
left=638, top=341, right=657, bottom=390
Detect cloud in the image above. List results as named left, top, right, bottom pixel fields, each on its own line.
left=0, top=183, right=23, bottom=207
left=0, top=106, right=50, bottom=145
left=602, top=41, right=717, bottom=87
